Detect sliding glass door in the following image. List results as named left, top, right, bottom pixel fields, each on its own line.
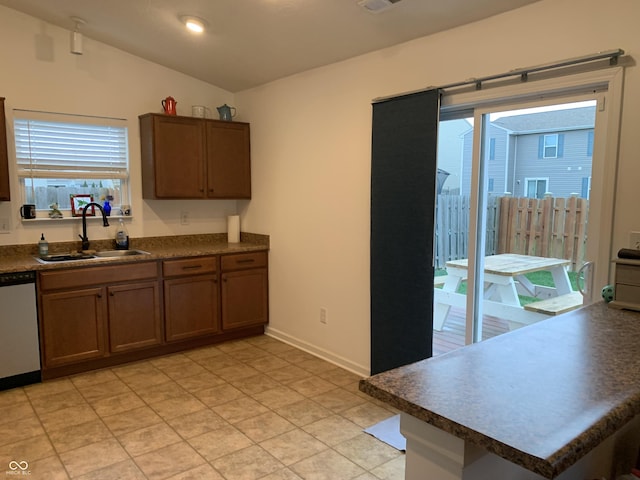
left=433, top=67, right=623, bottom=355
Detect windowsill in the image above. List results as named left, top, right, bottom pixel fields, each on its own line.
left=21, top=215, right=133, bottom=223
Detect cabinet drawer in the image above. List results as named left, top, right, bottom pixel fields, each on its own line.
left=615, top=283, right=640, bottom=303
left=39, top=261, right=159, bottom=291
left=163, top=256, right=217, bottom=277
left=615, top=264, right=640, bottom=286
left=221, top=251, right=267, bottom=271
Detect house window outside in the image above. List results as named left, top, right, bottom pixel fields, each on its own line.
left=14, top=111, right=129, bottom=213
left=489, top=138, right=496, bottom=160
left=525, top=177, right=548, bottom=199
left=543, top=134, right=558, bottom=158
left=587, top=130, right=594, bottom=156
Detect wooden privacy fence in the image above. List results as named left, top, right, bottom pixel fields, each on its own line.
left=434, top=195, right=588, bottom=272
left=497, top=195, right=588, bottom=272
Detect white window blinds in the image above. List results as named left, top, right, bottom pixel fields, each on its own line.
left=14, top=111, right=129, bottom=180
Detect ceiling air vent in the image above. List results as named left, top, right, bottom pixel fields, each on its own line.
left=357, top=0, right=402, bottom=14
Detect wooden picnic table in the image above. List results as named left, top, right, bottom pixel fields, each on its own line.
left=434, top=253, right=582, bottom=331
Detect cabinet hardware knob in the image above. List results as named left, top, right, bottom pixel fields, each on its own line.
left=110, top=292, right=114, bottom=296
left=97, top=293, right=102, bottom=298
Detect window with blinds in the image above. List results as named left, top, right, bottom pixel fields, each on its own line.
left=13, top=110, right=129, bottom=212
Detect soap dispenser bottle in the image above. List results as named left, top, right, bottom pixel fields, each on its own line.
left=115, top=219, right=129, bottom=250
left=38, top=233, right=49, bottom=257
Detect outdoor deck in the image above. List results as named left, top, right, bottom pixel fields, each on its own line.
left=432, top=306, right=510, bottom=356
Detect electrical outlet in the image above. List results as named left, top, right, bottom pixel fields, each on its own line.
left=0, top=218, right=9, bottom=233
left=180, top=211, right=189, bottom=225
left=320, top=308, right=328, bottom=324
left=630, top=231, right=640, bottom=249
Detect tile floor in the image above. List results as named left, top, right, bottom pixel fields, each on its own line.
left=0, top=335, right=405, bottom=480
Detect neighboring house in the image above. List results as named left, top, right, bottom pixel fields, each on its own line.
left=437, top=118, right=471, bottom=194
left=459, top=106, right=596, bottom=198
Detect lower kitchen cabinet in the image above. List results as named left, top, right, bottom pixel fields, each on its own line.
left=221, top=252, right=269, bottom=330
left=40, top=287, right=107, bottom=367
left=163, top=256, right=220, bottom=341
left=108, top=281, right=162, bottom=353
left=38, top=262, right=161, bottom=369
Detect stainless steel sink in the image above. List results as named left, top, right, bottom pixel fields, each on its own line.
left=93, top=249, right=150, bottom=257
left=35, top=253, right=96, bottom=264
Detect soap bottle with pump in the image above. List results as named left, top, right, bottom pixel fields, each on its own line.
left=38, top=233, right=49, bottom=258
left=115, top=219, right=129, bottom=250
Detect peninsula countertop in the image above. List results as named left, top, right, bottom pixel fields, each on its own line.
left=0, top=232, right=269, bottom=273
left=360, top=302, right=640, bottom=478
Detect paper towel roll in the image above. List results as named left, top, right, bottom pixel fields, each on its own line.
left=227, top=215, right=240, bottom=243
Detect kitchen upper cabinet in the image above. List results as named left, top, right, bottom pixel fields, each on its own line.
left=0, top=98, right=10, bottom=201
left=163, top=256, right=220, bottom=341
left=221, top=252, right=269, bottom=331
left=139, top=113, right=251, bottom=199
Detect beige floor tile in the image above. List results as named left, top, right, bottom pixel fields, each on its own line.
left=260, top=429, right=328, bottom=466
left=59, top=438, right=129, bottom=478
left=75, top=378, right=132, bottom=403
left=70, top=369, right=119, bottom=388
left=166, top=408, right=228, bottom=439
left=149, top=392, right=206, bottom=420
left=334, top=433, right=401, bottom=470
left=121, top=370, right=173, bottom=391
left=111, top=360, right=159, bottom=378
left=251, top=386, right=305, bottom=410
left=149, top=352, right=191, bottom=369
left=353, top=473, right=381, bottom=480
left=215, top=339, right=253, bottom=353
left=243, top=354, right=291, bottom=373
left=256, top=342, right=297, bottom=356
left=75, top=459, right=147, bottom=480
left=297, top=358, right=338, bottom=375
left=182, top=345, right=224, bottom=362
left=211, top=396, right=269, bottom=424
left=0, top=387, right=28, bottom=409
left=226, top=345, right=272, bottom=362
left=275, top=350, right=317, bottom=364
left=133, top=441, right=206, bottom=480
left=265, top=365, right=313, bottom=385
left=30, top=388, right=87, bottom=416
left=118, top=422, right=182, bottom=456
left=134, top=380, right=186, bottom=404
left=302, top=415, right=363, bottom=446
left=0, top=415, right=44, bottom=447
left=369, top=455, right=406, bottom=480
left=0, top=401, right=36, bottom=426
left=214, top=364, right=262, bottom=382
left=213, top=445, right=283, bottom=480
left=0, top=433, right=55, bottom=466
left=318, top=369, right=363, bottom=387
left=193, top=382, right=244, bottom=407
left=28, top=455, right=70, bottom=480
left=259, top=468, right=304, bottom=480
left=47, top=419, right=113, bottom=453
left=274, top=399, right=333, bottom=427
left=101, top=406, right=163, bottom=436
left=24, top=378, right=75, bottom=399
left=341, top=403, right=395, bottom=428
left=312, top=388, right=367, bottom=413
left=159, top=360, right=208, bottom=380
left=38, top=404, right=98, bottom=433
left=188, top=424, right=253, bottom=461
left=174, top=371, right=226, bottom=393
left=290, top=449, right=365, bottom=480
left=90, top=391, right=145, bottom=417
left=287, top=376, right=337, bottom=397
left=195, top=354, right=240, bottom=372
left=164, top=463, right=225, bottom=480
left=227, top=373, right=282, bottom=396
left=235, top=411, right=296, bottom=443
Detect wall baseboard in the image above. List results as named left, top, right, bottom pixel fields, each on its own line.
left=265, top=326, right=370, bottom=378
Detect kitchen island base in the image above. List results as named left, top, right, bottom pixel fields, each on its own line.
left=401, top=412, right=640, bottom=480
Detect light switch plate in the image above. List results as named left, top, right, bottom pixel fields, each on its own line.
left=0, top=218, right=9, bottom=233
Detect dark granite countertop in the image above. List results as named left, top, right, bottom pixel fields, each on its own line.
left=0, top=232, right=269, bottom=273
left=360, top=302, right=640, bottom=478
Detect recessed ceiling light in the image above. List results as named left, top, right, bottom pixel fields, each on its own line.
left=180, top=16, right=206, bottom=34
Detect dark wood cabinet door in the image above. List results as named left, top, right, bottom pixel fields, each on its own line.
left=221, top=268, right=268, bottom=330
left=40, top=287, right=107, bottom=367
left=0, top=98, right=10, bottom=201
left=164, top=274, right=220, bottom=341
left=206, top=120, right=251, bottom=199
left=108, top=281, right=162, bottom=353
left=140, top=114, right=206, bottom=198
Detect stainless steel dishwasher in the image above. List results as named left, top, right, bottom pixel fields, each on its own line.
left=0, top=271, right=41, bottom=390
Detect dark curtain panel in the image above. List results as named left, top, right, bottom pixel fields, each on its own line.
left=370, top=89, right=440, bottom=375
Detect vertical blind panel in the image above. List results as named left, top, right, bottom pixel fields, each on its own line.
left=370, top=89, right=439, bottom=375
left=14, top=118, right=128, bottom=172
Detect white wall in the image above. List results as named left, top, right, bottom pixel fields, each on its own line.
left=236, top=0, right=640, bottom=375
left=0, top=6, right=239, bottom=246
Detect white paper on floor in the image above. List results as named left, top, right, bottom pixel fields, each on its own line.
left=364, top=414, right=406, bottom=451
